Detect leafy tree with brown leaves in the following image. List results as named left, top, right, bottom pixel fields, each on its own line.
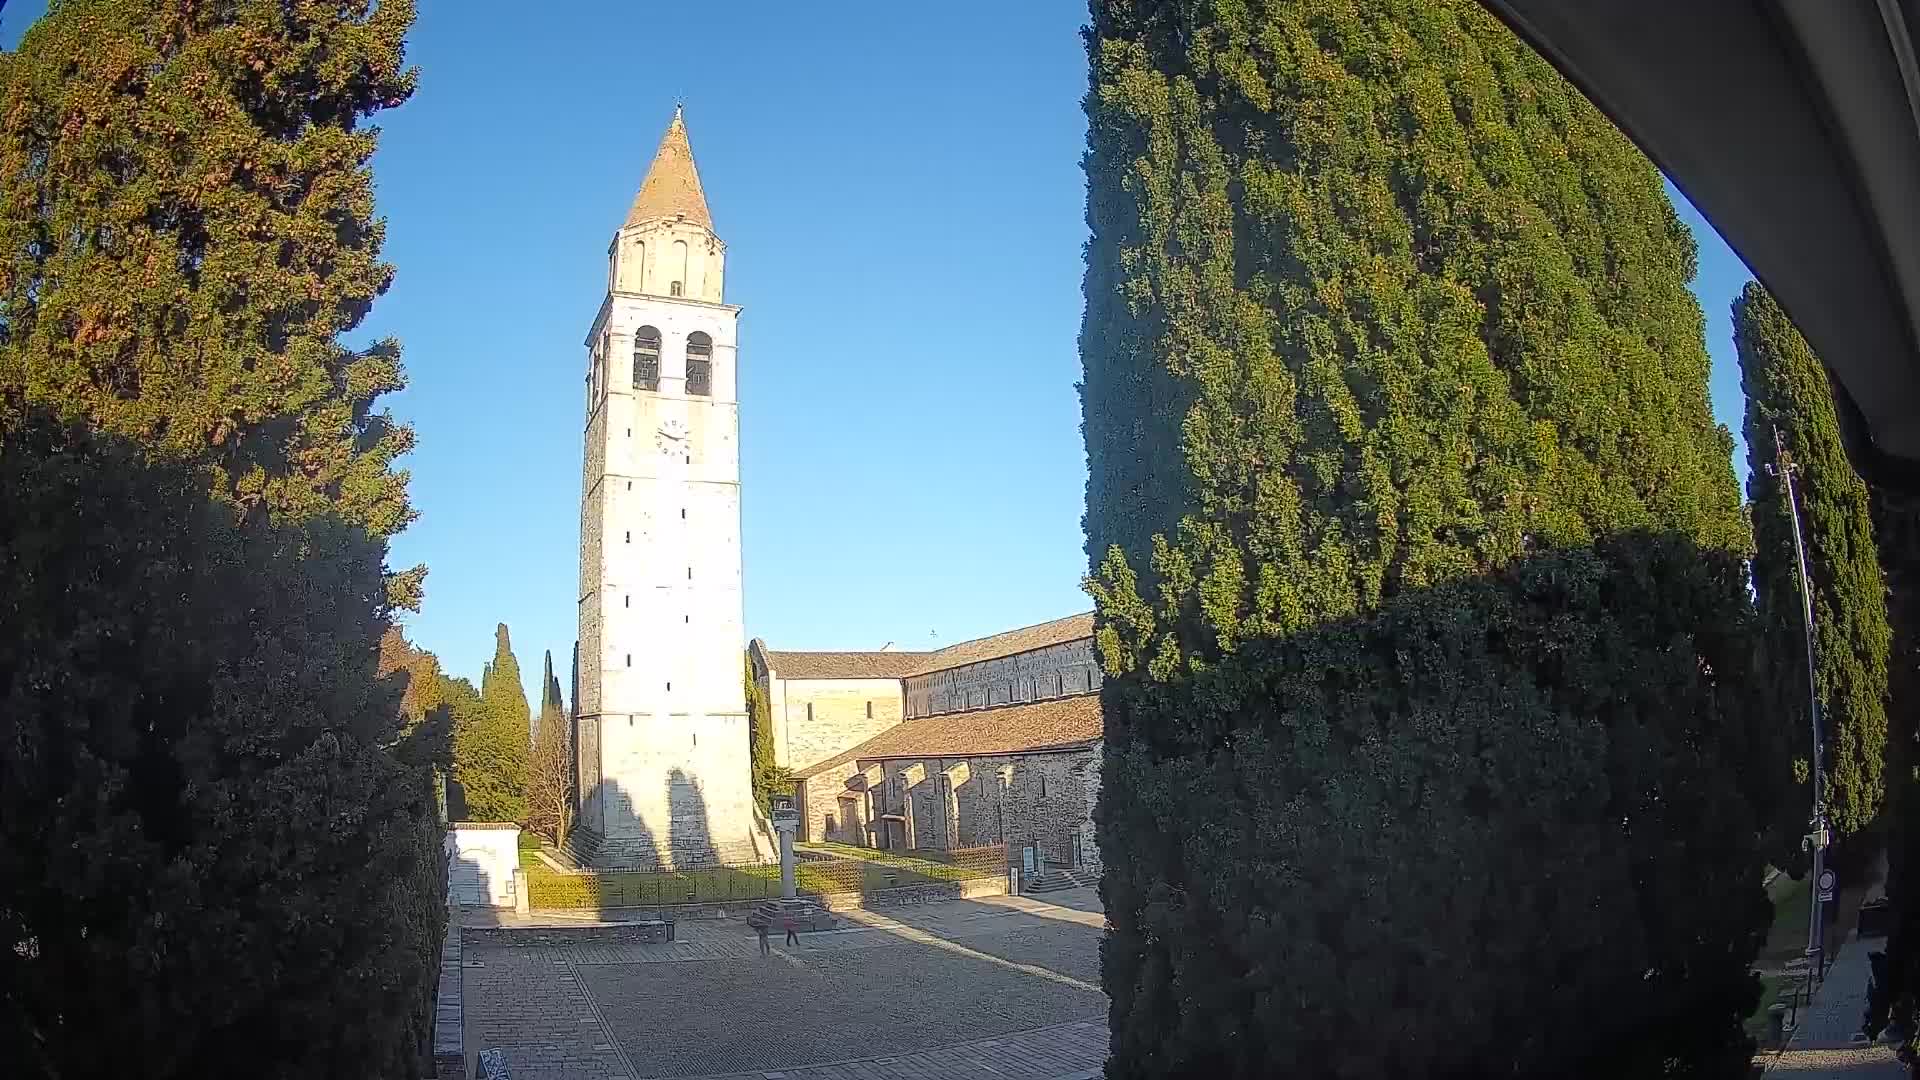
left=526, top=650, right=572, bottom=843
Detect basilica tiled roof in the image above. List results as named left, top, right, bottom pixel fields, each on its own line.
left=760, top=612, right=1095, bottom=683
left=625, top=107, right=712, bottom=231
left=913, top=612, right=1093, bottom=674
left=794, top=693, right=1103, bottom=778
left=761, top=650, right=930, bottom=680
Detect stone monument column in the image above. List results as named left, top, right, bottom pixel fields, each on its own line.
left=749, top=797, right=833, bottom=933
left=775, top=810, right=798, bottom=899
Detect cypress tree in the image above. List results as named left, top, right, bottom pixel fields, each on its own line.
left=0, top=0, right=424, bottom=608
left=541, top=650, right=565, bottom=718
left=744, top=652, right=782, bottom=812
left=1735, top=282, right=1891, bottom=848
left=1081, top=1, right=1780, bottom=1074
left=457, top=624, right=530, bottom=823
left=0, top=2, right=443, bottom=1071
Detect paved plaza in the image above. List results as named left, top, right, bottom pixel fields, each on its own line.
left=463, top=888, right=1109, bottom=1080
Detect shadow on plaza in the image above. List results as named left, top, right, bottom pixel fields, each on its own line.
left=565, top=888, right=1108, bottom=1079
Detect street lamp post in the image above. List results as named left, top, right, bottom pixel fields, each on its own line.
left=1775, top=431, right=1830, bottom=985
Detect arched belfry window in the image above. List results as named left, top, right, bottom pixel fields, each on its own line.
left=685, top=332, right=713, bottom=396
left=633, top=326, right=661, bottom=390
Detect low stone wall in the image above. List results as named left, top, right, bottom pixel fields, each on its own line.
left=433, top=902, right=466, bottom=1079
left=465, top=921, right=696, bottom=948
left=817, top=875, right=1008, bottom=911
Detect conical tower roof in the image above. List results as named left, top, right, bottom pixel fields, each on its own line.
left=625, top=106, right=712, bottom=231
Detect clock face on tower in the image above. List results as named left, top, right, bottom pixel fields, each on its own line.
left=655, top=418, right=688, bottom=455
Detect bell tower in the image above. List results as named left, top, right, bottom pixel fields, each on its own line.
left=574, top=107, right=764, bottom=868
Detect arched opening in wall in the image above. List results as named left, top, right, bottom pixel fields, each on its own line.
left=630, top=238, right=645, bottom=288
left=686, top=332, right=713, bottom=396
left=672, top=239, right=688, bottom=296
left=633, top=325, right=661, bottom=390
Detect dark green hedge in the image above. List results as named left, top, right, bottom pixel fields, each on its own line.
left=1093, top=535, right=1773, bottom=1077
left=0, top=419, right=446, bottom=1077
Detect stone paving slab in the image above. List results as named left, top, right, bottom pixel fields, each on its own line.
left=579, top=924, right=1102, bottom=1076
left=668, top=1018, right=1105, bottom=1080
left=462, top=889, right=1108, bottom=1080
left=1760, top=1047, right=1904, bottom=1076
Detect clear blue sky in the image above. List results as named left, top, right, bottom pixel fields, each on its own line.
left=1, top=2, right=1760, bottom=709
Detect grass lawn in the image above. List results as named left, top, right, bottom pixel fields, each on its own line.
left=1745, top=870, right=1821, bottom=1047
left=525, top=847, right=992, bottom=909
left=1744, top=973, right=1792, bottom=1046
left=1758, top=872, right=1813, bottom=970
left=796, top=841, right=1002, bottom=883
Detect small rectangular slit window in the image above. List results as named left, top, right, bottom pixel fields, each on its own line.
left=625, top=531, right=631, bottom=543
left=625, top=654, right=631, bottom=667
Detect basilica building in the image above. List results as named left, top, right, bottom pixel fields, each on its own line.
left=752, top=613, right=1105, bottom=877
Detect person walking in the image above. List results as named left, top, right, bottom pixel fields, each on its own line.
left=756, top=918, right=770, bottom=957
left=783, top=914, right=799, bottom=948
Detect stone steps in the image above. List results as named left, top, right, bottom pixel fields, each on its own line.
left=1025, top=868, right=1099, bottom=894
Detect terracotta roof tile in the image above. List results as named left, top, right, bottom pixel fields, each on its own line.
left=796, top=694, right=1103, bottom=778
left=625, top=107, right=712, bottom=231
left=911, top=612, right=1094, bottom=674
left=762, top=651, right=930, bottom=680
left=760, top=612, right=1095, bottom=682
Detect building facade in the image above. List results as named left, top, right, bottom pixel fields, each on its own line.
left=754, top=614, right=1104, bottom=875
left=574, top=109, right=767, bottom=869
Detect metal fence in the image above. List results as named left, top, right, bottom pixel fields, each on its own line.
left=526, top=845, right=1007, bottom=910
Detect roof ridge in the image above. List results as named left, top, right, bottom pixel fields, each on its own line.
left=923, top=611, right=1094, bottom=658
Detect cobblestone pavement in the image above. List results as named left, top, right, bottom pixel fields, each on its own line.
left=464, top=888, right=1108, bottom=1080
